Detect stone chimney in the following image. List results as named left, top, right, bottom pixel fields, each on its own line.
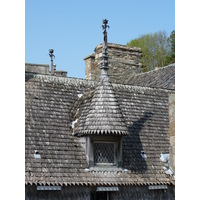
left=54, top=70, right=67, bottom=77
left=84, top=54, right=95, bottom=80
left=25, top=63, right=67, bottom=77
left=84, top=43, right=142, bottom=83
left=25, top=63, right=49, bottom=75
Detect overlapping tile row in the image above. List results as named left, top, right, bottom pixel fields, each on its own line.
left=75, top=76, right=129, bottom=136
left=25, top=73, right=174, bottom=187
left=124, top=64, right=175, bottom=90
left=113, top=84, right=171, bottom=181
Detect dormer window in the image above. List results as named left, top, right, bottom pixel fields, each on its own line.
left=86, top=136, right=122, bottom=168
left=94, top=142, right=115, bottom=165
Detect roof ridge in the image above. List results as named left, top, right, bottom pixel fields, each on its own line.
left=134, top=63, right=175, bottom=76
left=26, top=72, right=173, bottom=93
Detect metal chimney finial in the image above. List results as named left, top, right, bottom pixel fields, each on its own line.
left=100, top=19, right=109, bottom=77
left=49, top=49, right=55, bottom=75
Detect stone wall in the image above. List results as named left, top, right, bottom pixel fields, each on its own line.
left=25, top=63, right=50, bottom=75
left=25, top=63, right=67, bottom=77
left=111, top=186, right=175, bottom=200
left=25, top=185, right=174, bottom=200
left=169, top=93, right=175, bottom=173
left=84, top=43, right=142, bottom=83
left=25, top=186, right=91, bottom=200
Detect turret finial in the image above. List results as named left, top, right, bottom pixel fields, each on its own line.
left=100, top=19, right=109, bottom=77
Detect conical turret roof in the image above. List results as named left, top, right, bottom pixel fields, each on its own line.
left=75, top=76, right=128, bottom=136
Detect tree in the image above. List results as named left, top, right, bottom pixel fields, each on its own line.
left=169, top=30, right=175, bottom=63
left=127, top=31, right=172, bottom=72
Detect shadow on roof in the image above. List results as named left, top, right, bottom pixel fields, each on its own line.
left=123, top=111, right=153, bottom=172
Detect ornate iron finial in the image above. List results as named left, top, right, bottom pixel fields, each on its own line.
left=102, top=19, right=109, bottom=29
left=102, top=19, right=109, bottom=46
left=49, top=49, right=55, bottom=75
left=100, top=19, right=109, bottom=77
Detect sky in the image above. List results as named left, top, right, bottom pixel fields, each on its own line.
left=25, top=0, right=175, bottom=79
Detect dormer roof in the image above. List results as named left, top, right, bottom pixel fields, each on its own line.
left=74, top=76, right=128, bottom=136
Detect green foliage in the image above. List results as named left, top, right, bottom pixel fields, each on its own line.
left=127, top=30, right=175, bottom=71
left=169, top=30, right=175, bottom=63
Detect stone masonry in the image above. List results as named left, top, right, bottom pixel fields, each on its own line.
left=84, top=43, right=142, bottom=83
left=25, top=63, right=67, bottom=77
left=169, top=93, right=175, bottom=173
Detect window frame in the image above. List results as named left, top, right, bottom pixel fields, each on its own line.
left=86, top=135, right=122, bottom=168
left=93, top=141, right=117, bottom=166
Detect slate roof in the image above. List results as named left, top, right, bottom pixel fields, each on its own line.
left=74, top=76, right=129, bottom=136
left=124, top=64, right=175, bottom=90
left=25, top=73, right=174, bottom=187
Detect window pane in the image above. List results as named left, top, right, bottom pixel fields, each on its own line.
left=94, top=143, right=114, bottom=164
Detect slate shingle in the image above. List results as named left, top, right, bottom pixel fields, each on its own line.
left=124, top=64, right=175, bottom=90
left=75, top=76, right=129, bottom=136
left=25, top=73, right=174, bottom=186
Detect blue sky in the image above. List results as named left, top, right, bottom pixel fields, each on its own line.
left=25, top=0, right=175, bottom=78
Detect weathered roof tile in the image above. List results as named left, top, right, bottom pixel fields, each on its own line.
left=25, top=73, right=174, bottom=186
left=74, top=76, right=129, bottom=136
left=124, top=64, right=175, bottom=90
